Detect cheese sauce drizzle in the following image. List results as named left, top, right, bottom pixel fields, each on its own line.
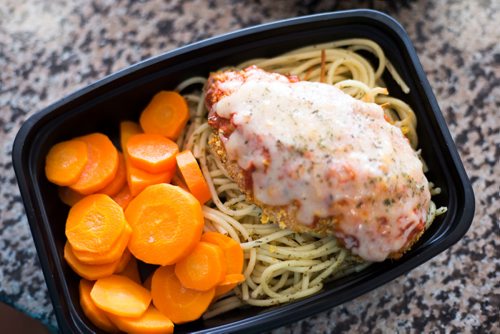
left=213, top=73, right=431, bottom=261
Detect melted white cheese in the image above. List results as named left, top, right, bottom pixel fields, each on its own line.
left=213, top=78, right=430, bottom=261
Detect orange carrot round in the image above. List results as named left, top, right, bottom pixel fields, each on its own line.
left=79, top=279, right=119, bottom=333
left=201, top=232, right=245, bottom=296
left=45, top=139, right=88, bottom=186
left=70, top=133, right=119, bottom=195
left=65, top=194, right=126, bottom=254
left=171, top=172, right=189, bottom=191
left=174, top=241, right=226, bottom=291
left=72, top=223, right=132, bottom=265
left=111, top=184, right=133, bottom=209
left=114, top=248, right=133, bottom=274
left=99, top=152, right=127, bottom=196
left=126, top=157, right=175, bottom=197
left=124, top=184, right=204, bottom=265
left=176, top=150, right=211, bottom=204
left=91, top=275, right=151, bottom=318
left=121, top=121, right=175, bottom=196
left=215, top=273, right=246, bottom=297
left=126, top=133, right=179, bottom=173
left=120, top=120, right=143, bottom=152
left=106, top=305, right=174, bottom=334
left=64, top=241, right=129, bottom=281
left=140, top=91, right=189, bottom=140
left=201, top=232, right=244, bottom=275
left=151, top=266, right=214, bottom=324
left=218, top=273, right=246, bottom=285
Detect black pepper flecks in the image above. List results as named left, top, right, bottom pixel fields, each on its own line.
left=0, top=0, right=498, bottom=332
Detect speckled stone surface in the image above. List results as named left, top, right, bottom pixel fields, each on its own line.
left=0, top=0, right=498, bottom=333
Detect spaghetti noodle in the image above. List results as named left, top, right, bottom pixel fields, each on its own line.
left=174, top=39, right=446, bottom=316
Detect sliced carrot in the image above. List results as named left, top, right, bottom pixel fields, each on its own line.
left=139, top=91, right=189, bottom=140
left=218, top=273, right=245, bottom=285
left=45, top=139, right=88, bottom=186
left=58, top=187, right=85, bottom=206
left=201, top=232, right=244, bottom=296
left=72, top=223, right=132, bottom=265
left=111, top=184, right=133, bottom=209
left=151, top=266, right=214, bottom=324
left=201, top=232, right=245, bottom=296
left=201, top=232, right=244, bottom=275
left=106, top=305, right=174, bottom=334
left=215, top=273, right=246, bottom=297
left=114, top=249, right=133, bottom=274
left=64, top=241, right=124, bottom=280
left=121, top=122, right=174, bottom=196
left=120, top=120, right=143, bottom=152
left=171, top=172, right=188, bottom=191
left=79, top=279, right=119, bottom=333
left=174, top=241, right=226, bottom=291
left=176, top=150, right=211, bottom=204
left=91, top=275, right=151, bottom=318
left=70, top=133, right=119, bottom=195
left=116, top=256, right=141, bottom=284
left=99, top=152, right=127, bottom=196
left=125, top=184, right=204, bottom=265
left=127, top=133, right=179, bottom=173
left=65, top=194, right=126, bottom=254
left=126, top=158, right=175, bottom=197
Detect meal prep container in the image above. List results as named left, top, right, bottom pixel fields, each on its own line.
left=13, top=10, right=474, bottom=333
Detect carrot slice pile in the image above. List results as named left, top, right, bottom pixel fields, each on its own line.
left=127, top=133, right=179, bottom=173
left=140, top=91, right=189, bottom=140
left=201, top=232, right=244, bottom=274
left=176, top=150, right=211, bottom=204
left=201, top=232, right=245, bottom=296
left=125, top=184, right=204, bottom=265
left=70, top=133, right=119, bottom=195
left=126, top=162, right=175, bottom=197
left=79, top=279, right=119, bottom=333
left=64, top=241, right=129, bottom=281
left=65, top=194, right=126, bottom=254
left=106, top=305, right=174, bottom=334
left=45, top=139, right=88, bottom=186
left=151, top=266, right=214, bottom=324
left=91, top=275, right=151, bottom=318
left=48, top=89, right=253, bottom=328
left=72, top=223, right=132, bottom=265
left=99, top=152, right=127, bottom=196
left=175, top=241, right=226, bottom=291
left=120, top=121, right=175, bottom=196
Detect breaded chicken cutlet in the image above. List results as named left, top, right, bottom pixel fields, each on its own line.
left=204, top=66, right=431, bottom=262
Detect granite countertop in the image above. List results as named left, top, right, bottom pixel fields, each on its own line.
left=0, top=0, right=498, bottom=333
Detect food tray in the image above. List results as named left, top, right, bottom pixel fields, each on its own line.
left=12, top=9, right=474, bottom=333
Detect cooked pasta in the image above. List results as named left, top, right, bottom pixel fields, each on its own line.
left=173, top=38, right=446, bottom=316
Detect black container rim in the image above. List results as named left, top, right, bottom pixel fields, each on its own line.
left=12, top=9, right=475, bottom=333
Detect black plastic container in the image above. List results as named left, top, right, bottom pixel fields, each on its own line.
left=13, top=10, right=474, bottom=334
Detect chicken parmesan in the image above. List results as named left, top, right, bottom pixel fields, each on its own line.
left=205, top=66, right=431, bottom=262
